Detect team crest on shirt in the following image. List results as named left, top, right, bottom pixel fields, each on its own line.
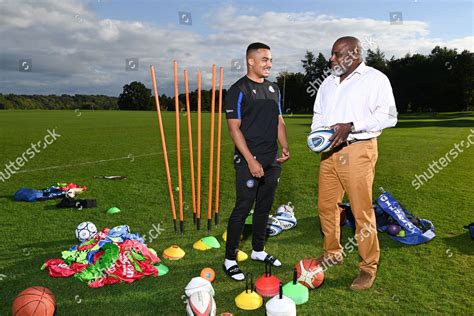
left=252, top=89, right=257, bottom=94
left=268, top=85, right=275, bottom=93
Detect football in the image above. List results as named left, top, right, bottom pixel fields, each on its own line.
left=307, top=128, right=334, bottom=153
left=75, top=221, right=97, bottom=243
left=186, top=291, right=216, bottom=316
left=295, top=259, right=325, bottom=289
left=267, top=215, right=283, bottom=237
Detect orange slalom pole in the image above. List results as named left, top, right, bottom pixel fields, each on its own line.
left=150, top=65, right=177, bottom=233
left=174, top=61, right=184, bottom=235
left=196, top=71, right=202, bottom=230
left=207, top=64, right=216, bottom=233
left=184, top=70, right=197, bottom=226
left=214, top=67, right=223, bottom=226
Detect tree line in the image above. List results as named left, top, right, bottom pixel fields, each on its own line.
left=1, top=46, right=472, bottom=113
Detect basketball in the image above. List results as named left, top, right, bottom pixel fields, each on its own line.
left=295, top=259, right=325, bottom=289
left=200, top=267, right=216, bottom=282
left=12, top=286, right=56, bottom=316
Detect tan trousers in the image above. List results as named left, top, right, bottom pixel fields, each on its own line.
left=318, top=138, right=380, bottom=274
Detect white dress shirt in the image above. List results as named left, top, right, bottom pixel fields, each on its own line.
left=311, top=62, right=397, bottom=141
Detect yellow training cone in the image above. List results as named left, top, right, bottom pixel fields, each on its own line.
left=162, top=245, right=185, bottom=260
left=237, top=250, right=248, bottom=262
left=193, top=240, right=212, bottom=251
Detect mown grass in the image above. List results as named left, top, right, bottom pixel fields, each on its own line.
left=0, top=110, right=472, bottom=315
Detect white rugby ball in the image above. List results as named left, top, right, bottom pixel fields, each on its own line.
left=275, top=213, right=297, bottom=230
left=267, top=215, right=283, bottom=237
left=185, top=277, right=215, bottom=298
left=186, top=291, right=216, bottom=316
left=276, top=203, right=294, bottom=216
left=307, top=129, right=334, bottom=153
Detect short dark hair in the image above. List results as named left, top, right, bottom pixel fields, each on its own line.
left=246, top=42, right=270, bottom=57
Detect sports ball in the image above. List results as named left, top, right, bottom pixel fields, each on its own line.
left=186, top=291, right=216, bottom=316
left=396, top=229, right=406, bottom=237
left=307, top=129, right=334, bottom=153
left=276, top=204, right=294, bottom=216
left=266, top=215, right=283, bottom=237
left=200, top=267, right=216, bottom=282
left=75, top=221, right=98, bottom=242
left=12, top=286, right=56, bottom=316
left=387, top=224, right=401, bottom=236
left=185, top=277, right=215, bottom=298
left=275, top=213, right=297, bottom=230
left=295, top=259, right=325, bottom=289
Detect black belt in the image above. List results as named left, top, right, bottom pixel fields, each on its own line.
left=336, top=137, right=374, bottom=150
left=347, top=137, right=374, bottom=145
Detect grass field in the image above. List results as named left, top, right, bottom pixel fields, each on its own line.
left=0, top=110, right=472, bottom=315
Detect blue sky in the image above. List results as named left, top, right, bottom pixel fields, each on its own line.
left=0, top=0, right=472, bottom=96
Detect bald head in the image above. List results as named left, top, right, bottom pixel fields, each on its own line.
left=330, top=36, right=363, bottom=77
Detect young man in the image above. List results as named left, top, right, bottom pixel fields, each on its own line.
left=223, top=42, right=290, bottom=281
left=312, top=36, right=397, bottom=290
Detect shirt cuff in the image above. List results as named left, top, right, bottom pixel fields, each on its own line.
left=352, top=119, right=367, bottom=133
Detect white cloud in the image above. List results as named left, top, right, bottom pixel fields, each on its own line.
left=0, top=1, right=471, bottom=96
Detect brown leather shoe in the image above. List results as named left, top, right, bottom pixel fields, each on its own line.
left=315, top=253, right=344, bottom=267
left=350, top=270, right=376, bottom=291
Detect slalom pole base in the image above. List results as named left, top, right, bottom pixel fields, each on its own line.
left=207, top=219, right=212, bottom=234
left=196, top=218, right=200, bottom=230
left=193, top=213, right=196, bottom=225
left=180, top=220, right=184, bottom=236
left=214, top=213, right=219, bottom=226
left=173, top=219, right=178, bottom=234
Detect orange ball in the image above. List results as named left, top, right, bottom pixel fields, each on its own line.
left=12, top=286, right=56, bottom=316
left=200, top=267, right=216, bottom=282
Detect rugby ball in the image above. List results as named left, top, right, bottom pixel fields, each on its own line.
left=275, top=213, right=297, bottom=230
left=276, top=203, right=294, bottom=216
left=186, top=291, right=216, bottom=316
left=185, top=277, right=215, bottom=298
left=307, top=129, right=334, bottom=153
left=267, top=215, right=283, bottom=237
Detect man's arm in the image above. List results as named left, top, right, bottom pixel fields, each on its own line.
left=276, top=115, right=290, bottom=164
left=352, top=76, right=398, bottom=132
left=227, top=119, right=264, bottom=178
left=311, top=89, right=323, bottom=131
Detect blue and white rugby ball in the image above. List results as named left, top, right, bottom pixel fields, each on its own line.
left=275, top=213, right=297, bottom=230
left=307, top=129, right=334, bottom=153
left=267, top=215, right=283, bottom=237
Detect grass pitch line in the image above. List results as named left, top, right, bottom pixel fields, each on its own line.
left=14, top=142, right=233, bottom=175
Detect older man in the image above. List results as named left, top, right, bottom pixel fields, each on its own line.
left=312, top=36, right=397, bottom=290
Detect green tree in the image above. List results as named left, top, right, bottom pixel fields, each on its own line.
left=366, top=48, right=388, bottom=73
left=118, top=81, right=151, bottom=110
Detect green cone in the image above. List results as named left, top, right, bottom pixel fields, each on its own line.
left=282, top=281, right=308, bottom=305
left=107, top=207, right=121, bottom=215
left=156, top=263, right=169, bottom=276
left=201, top=236, right=220, bottom=249
left=245, top=209, right=254, bottom=225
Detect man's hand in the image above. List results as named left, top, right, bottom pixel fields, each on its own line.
left=248, top=157, right=264, bottom=178
left=276, top=147, right=290, bottom=164
left=329, top=123, right=353, bottom=148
